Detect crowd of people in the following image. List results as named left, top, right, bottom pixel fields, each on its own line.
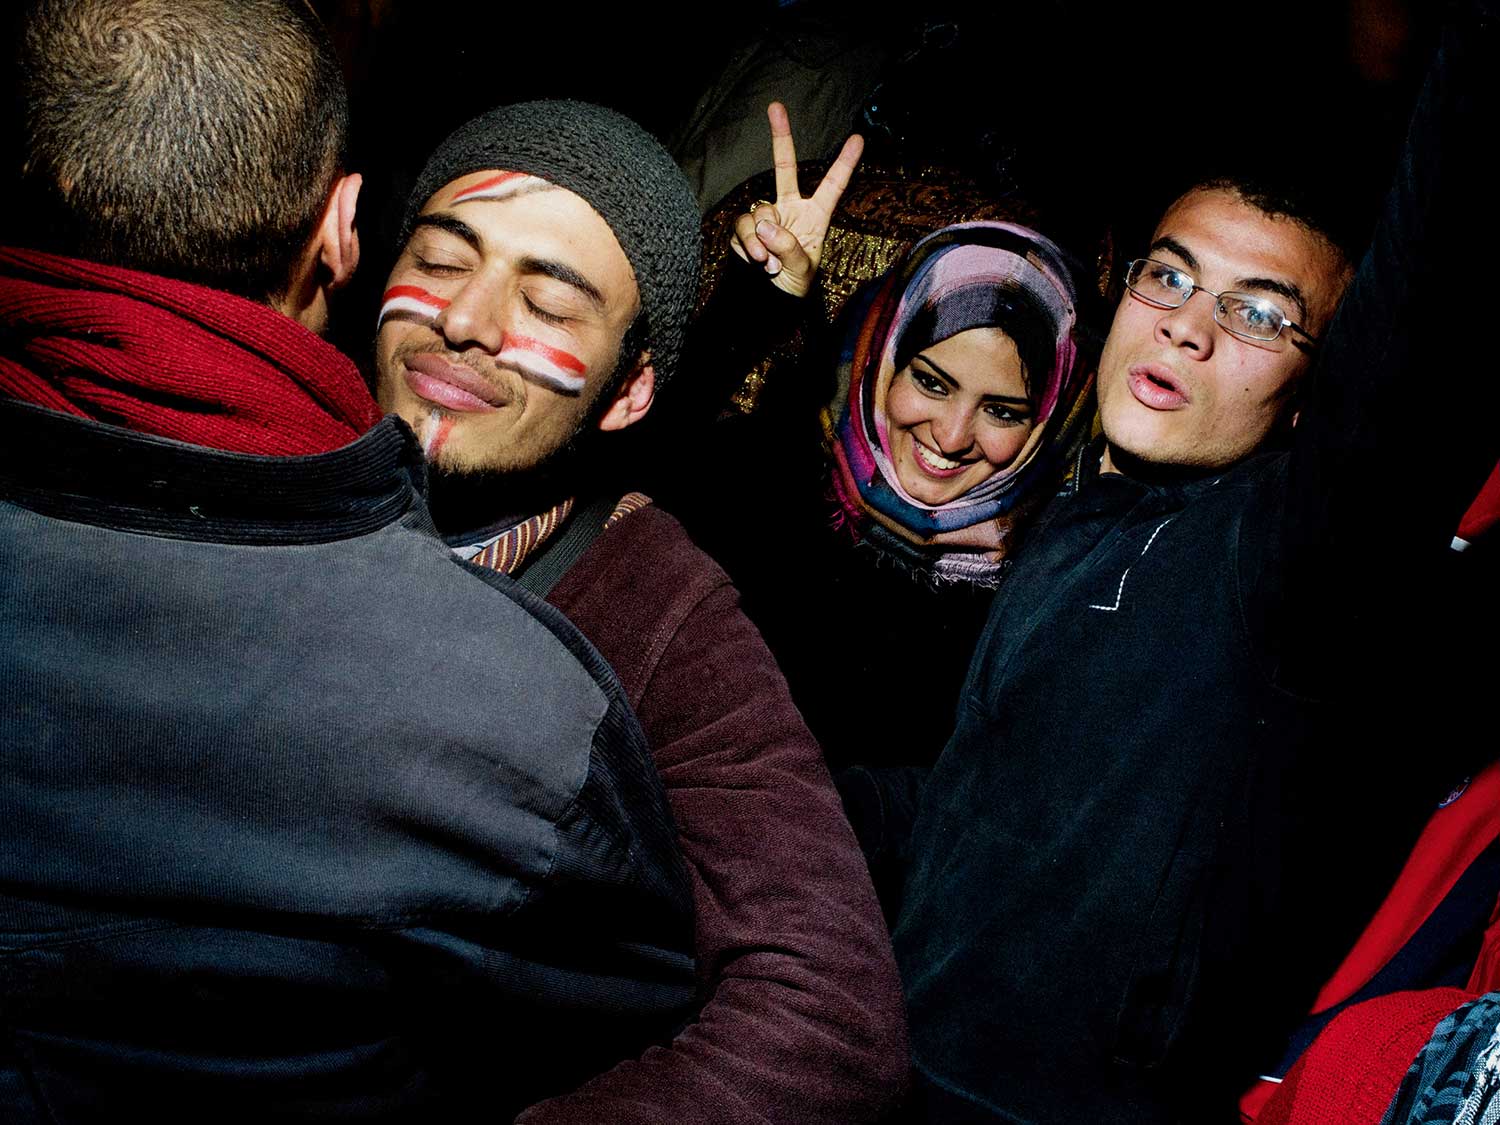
left=2, top=1, right=1498, bottom=1123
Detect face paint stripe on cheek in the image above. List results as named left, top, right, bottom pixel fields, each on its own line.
left=378, top=285, right=450, bottom=328
left=496, top=332, right=588, bottom=396
left=449, top=171, right=550, bottom=204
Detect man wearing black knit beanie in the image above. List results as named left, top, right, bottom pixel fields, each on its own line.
left=372, top=100, right=907, bottom=1123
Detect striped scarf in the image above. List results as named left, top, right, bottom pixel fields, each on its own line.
left=459, top=492, right=651, bottom=576
left=823, top=222, right=1094, bottom=585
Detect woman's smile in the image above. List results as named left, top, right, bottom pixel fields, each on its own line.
left=885, top=327, right=1034, bottom=506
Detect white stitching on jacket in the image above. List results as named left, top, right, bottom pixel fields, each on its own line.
left=1088, top=519, right=1174, bottom=612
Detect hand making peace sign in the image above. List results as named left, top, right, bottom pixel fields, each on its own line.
left=730, top=102, right=865, bottom=299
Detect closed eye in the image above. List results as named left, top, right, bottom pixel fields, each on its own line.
left=523, top=293, right=571, bottom=326
left=413, top=256, right=468, bottom=278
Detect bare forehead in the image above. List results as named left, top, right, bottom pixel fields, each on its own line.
left=1152, top=188, right=1349, bottom=318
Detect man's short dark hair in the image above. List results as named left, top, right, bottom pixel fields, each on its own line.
left=1188, top=173, right=1362, bottom=271
left=14, top=0, right=348, bottom=302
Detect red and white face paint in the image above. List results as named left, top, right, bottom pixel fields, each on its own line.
left=377, top=285, right=449, bottom=329
left=374, top=177, right=640, bottom=475
left=421, top=407, right=455, bottom=458
left=448, top=171, right=552, bottom=205
left=495, top=334, right=587, bottom=396
left=378, top=285, right=587, bottom=397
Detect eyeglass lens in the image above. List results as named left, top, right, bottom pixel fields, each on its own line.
left=1125, top=260, right=1286, bottom=342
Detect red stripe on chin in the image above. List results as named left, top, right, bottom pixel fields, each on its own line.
left=426, top=414, right=455, bottom=457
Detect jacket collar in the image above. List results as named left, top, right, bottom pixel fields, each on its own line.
left=1070, top=434, right=1281, bottom=505
left=0, top=398, right=425, bottom=544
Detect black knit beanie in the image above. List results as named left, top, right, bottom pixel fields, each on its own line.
left=401, top=100, right=701, bottom=385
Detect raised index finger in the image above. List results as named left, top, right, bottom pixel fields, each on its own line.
left=767, top=101, right=800, bottom=203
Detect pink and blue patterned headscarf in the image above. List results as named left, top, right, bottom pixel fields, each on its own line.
left=823, top=222, right=1095, bottom=585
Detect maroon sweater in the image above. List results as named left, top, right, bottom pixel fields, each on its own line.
left=517, top=503, right=908, bottom=1123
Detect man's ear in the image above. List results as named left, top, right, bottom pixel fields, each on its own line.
left=277, top=172, right=362, bottom=332
left=318, top=172, right=362, bottom=291
left=597, top=361, right=656, bottom=432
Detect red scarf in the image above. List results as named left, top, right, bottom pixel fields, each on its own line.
left=0, top=246, right=382, bottom=455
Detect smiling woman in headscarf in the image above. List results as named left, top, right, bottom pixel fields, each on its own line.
left=647, top=104, right=1099, bottom=786
left=658, top=216, right=1097, bottom=785
left=826, top=221, right=1093, bottom=585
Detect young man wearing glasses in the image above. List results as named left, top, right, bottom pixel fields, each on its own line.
left=887, top=6, right=1500, bottom=1121
left=1098, top=187, right=1347, bottom=476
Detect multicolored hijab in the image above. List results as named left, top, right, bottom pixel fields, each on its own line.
left=823, top=222, right=1094, bottom=584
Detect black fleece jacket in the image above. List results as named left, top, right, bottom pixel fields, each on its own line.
left=894, top=5, right=1500, bottom=1122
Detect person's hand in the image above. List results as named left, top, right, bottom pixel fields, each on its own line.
left=731, top=101, right=863, bottom=298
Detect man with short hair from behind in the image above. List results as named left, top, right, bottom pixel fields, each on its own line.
left=885, top=4, right=1500, bottom=1120
left=0, top=2, right=694, bottom=1118
left=370, top=99, right=909, bottom=1123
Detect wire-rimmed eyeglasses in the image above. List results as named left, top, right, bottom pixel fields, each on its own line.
left=1123, top=258, right=1320, bottom=349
